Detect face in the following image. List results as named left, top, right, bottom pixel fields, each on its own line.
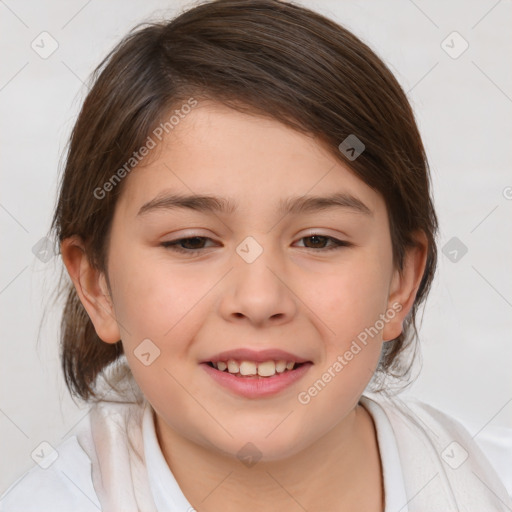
left=67, top=100, right=421, bottom=462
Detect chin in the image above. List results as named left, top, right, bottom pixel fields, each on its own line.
left=205, top=427, right=312, bottom=464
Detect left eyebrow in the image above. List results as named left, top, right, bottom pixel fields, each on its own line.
left=279, top=192, right=372, bottom=216
left=136, top=191, right=372, bottom=217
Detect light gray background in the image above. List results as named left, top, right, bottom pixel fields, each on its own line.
left=1, top=0, right=511, bottom=493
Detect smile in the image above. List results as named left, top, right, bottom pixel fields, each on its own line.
left=208, top=359, right=299, bottom=377
left=201, top=360, right=313, bottom=398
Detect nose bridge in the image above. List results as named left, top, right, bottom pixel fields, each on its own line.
left=234, top=234, right=282, bottom=295
left=219, top=234, right=296, bottom=325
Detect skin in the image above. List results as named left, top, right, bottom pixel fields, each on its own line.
left=62, top=100, right=427, bottom=511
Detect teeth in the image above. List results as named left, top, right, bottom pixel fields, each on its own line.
left=212, top=359, right=298, bottom=377
left=227, top=359, right=239, bottom=373
left=239, top=361, right=257, bottom=376
left=257, top=361, right=275, bottom=377
left=275, top=360, right=286, bottom=373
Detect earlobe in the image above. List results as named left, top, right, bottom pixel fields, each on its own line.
left=60, top=236, right=121, bottom=344
left=382, top=231, right=428, bottom=342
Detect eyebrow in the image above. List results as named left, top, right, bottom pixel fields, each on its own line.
left=136, top=191, right=372, bottom=218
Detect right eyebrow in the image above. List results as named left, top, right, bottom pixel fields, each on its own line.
left=137, top=193, right=237, bottom=217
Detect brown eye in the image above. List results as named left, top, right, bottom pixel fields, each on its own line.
left=303, top=235, right=329, bottom=249
left=297, top=235, right=350, bottom=251
left=161, top=236, right=216, bottom=254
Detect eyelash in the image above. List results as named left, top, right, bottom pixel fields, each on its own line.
left=160, top=235, right=351, bottom=255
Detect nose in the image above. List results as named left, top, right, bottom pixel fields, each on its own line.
left=217, top=245, right=297, bottom=328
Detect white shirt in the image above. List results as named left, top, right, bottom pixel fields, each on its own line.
left=1, top=387, right=511, bottom=511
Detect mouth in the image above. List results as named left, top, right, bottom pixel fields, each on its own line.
left=204, top=359, right=309, bottom=378
left=200, top=358, right=313, bottom=399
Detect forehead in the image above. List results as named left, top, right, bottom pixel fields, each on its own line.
left=116, top=101, right=385, bottom=219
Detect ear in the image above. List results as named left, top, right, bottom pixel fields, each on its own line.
left=382, top=231, right=428, bottom=342
left=60, top=236, right=121, bottom=344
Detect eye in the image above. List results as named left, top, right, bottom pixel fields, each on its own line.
left=160, top=236, right=217, bottom=255
left=294, top=235, right=352, bottom=252
left=295, top=235, right=351, bottom=251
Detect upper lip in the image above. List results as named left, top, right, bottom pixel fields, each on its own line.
left=201, top=348, right=311, bottom=364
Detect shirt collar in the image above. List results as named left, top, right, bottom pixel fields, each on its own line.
left=142, top=401, right=195, bottom=511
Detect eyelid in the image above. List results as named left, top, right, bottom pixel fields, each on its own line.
left=293, top=234, right=351, bottom=251
left=299, top=227, right=351, bottom=239
left=160, top=236, right=218, bottom=251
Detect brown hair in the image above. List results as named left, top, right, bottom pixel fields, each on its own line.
left=50, top=0, right=437, bottom=402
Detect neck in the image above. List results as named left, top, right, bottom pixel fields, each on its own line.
left=154, top=403, right=383, bottom=512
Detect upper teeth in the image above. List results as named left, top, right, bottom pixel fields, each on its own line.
left=213, top=359, right=296, bottom=377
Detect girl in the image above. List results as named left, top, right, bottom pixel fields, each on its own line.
left=1, top=0, right=510, bottom=510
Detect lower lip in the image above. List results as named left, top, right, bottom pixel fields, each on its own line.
left=200, top=362, right=313, bottom=399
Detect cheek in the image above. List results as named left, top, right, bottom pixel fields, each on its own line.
left=108, top=245, right=202, bottom=337
left=107, top=245, right=220, bottom=392
left=108, top=249, right=206, bottom=409
left=298, top=268, right=386, bottom=422
left=303, top=249, right=392, bottom=396
left=315, top=253, right=392, bottom=335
